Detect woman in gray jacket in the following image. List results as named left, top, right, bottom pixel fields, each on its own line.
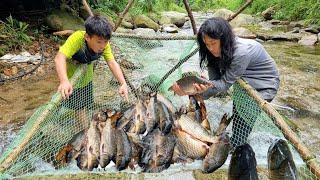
left=171, top=17, right=280, bottom=147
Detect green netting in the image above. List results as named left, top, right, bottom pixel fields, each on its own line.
left=0, top=35, right=319, bottom=179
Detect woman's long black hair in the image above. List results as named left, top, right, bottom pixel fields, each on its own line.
left=197, top=17, right=235, bottom=71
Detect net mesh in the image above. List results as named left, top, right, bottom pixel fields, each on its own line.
left=0, top=35, right=319, bottom=179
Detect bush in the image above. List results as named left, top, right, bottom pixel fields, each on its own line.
left=0, top=15, right=31, bottom=55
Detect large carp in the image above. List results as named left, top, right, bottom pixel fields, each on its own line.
left=86, top=118, right=101, bottom=171
left=175, top=114, right=217, bottom=143
left=267, top=139, right=297, bottom=180
left=99, top=112, right=120, bottom=168
left=173, top=128, right=209, bottom=162
left=156, top=93, right=176, bottom=115
left=188, top=95, right=210, bottom=131
left=228, top=143, right=258, bottom=180
left=169, top=75, right=213, bottom=95
left=115, top=129, right=132, bottom=170
left=140, top=129, right=176, bottom=173
left=202, top=132, right=230, bottom=173
left=157, top=102, right=174, bottom=135
left=55, top=130, right=86, bottom=166
left=144, top=93, right=159, bottom=135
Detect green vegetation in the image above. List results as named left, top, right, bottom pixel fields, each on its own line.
left=93, top=0, right=320, bottom=25
left=0, top=15, right=32, bottom=56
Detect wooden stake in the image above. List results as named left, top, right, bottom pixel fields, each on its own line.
left=183, top=0, right=197, bottom=35
left=0, top=66, right=88, bottom=174
left=82, top=0, right=94, bottom=16
left=227, top=0, right=252, bottom=22
left=113, top=0, right=135, bottom=32
left=237, top=79, right=320, bottom=179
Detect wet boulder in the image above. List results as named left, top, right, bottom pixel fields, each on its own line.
left=134, top=15, right=159, bottom=32
left=159, top=11, right=187, bottom=27
left=298, top=34, right=318, bottom=46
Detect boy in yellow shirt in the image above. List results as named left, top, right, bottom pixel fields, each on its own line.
left=54, top=15, right=128, bottom=116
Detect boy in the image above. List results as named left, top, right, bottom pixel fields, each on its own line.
left=54, top=15, right=128, bottom=122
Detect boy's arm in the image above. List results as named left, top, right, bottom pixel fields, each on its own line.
left=54, top=52, right=73, bottom=99
left=107, top=59, right=128, bottom=100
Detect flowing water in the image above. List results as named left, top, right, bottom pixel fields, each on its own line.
left=0, top=13, right=319, bottom=178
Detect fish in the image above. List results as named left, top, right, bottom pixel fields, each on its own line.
left=175, top=114, right=217, bottom=143
left=157, top=102, right=174, bottom=135
left=140, top=129, right=176, bottom=173
left=127, top=132, right=143, bottom=169
left=144, top=92, right=159, bottom=135
left=156, top=93, right=176, bottom=115
left=173, top=128, right=209, bottom=161
left=215, top=113, right=231, bottom=136
left=86, top=119, right=101, bottom=171
left=55, top=130, right=86, bottom=166
left=168, top=75, right=213, bottom=95
left=131, top=100, right=147, bottom=134
left=202, top=132, right=230, bottom=173
left=267, top=139, right=297, bottom=180
left=99, top=113, right=120, bottom=168
left=115, top=129, right=132, bottom=170
left=76, top=145, right=88, bottom=170
left=228, top=143, right=258, bottom=180
left=187, top=95, right=202, bottom=123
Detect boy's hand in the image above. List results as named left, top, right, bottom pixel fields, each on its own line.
left=119, top=83, right=129, bottom=101
left=58, top=80, right=73, bottom=99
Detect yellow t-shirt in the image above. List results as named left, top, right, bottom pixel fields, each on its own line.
left=59, top=30, right=114, bottom=88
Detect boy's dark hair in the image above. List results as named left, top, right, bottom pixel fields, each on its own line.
left=197, top=17, right=235, bottom=71
left=85, top=15, right=112, bottom=40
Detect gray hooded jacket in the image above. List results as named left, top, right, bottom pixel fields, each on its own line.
left=201, top=37, right=280, bottom=100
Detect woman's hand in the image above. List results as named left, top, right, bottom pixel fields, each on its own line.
left=193, top=83, right=212, bottom=94
left=58, top=80, right=73, bottom=99
left=170, top=83, right=187, bottom=96
left=119, top=83, right=129, bottom=101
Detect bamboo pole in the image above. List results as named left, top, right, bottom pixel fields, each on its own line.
left=0, top=65, right=88, bottom=174
left=113, top=0, right=135, bottom=32
left=82, top=0, right=94, bottom=16
left=227, top=0, right=253, bottom=21
left=237, top=79, right=320, bottom=179
left=183, top=0, right=197, bottom=35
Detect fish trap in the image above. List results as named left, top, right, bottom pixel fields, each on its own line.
left=0, top=34, right=319, bottom=179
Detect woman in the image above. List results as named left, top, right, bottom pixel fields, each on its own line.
left=171, top=17, right=280, bottom=147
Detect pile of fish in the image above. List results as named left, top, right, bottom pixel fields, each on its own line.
left=55, top=73, right=299, bottom=178
left=56, top=93, right=231, bottom=173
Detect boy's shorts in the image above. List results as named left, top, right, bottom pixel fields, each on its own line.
left=61, top=82, right=94, bottom=110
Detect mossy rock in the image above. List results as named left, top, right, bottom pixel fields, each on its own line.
left=46, top=10, right=84, bottom=31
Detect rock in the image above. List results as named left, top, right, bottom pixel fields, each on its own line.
left=213, top=8, right=233, bottom=20
left=270, top=19, right=281, bottom=25
left=115, top=27, right=134, bottom=34
left=233, top=27, right=256, bottom=39
left=159, top=11, right=187, bottom=27
left=230, top=14, right=258, bottom=28
left=3, top=66, right=18, bottom=76
left=318, top=33, right=320, bottom=42
left=121, top=21, right=134, bottom=29
left=133, top=15, right=159, bottom=31
left=290, top=27, right=300, bottom=33
left=132, top=28, right=157, bottom=36
left=298, top=35, right=318, bottom=46
left=304, top=25, right=320, bottom=34
left=45, top=10, right=84, bottom=31
left=161, top=24, right=179, bottom=33
left=289, top=21, right=305, bottom=28
left=261, top=6, right=275, bottom=20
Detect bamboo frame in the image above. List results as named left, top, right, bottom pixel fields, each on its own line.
left=237, top=79, right=320, bottom=179
left=82, top=0, right=94, bottom=16
left=227, top=0, right=253, bottom=21
left=113, top=0, right=135, bottom=32
left=183, top=0, right=197, bottom=35
left=0, top=65, right=88, bottom=174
